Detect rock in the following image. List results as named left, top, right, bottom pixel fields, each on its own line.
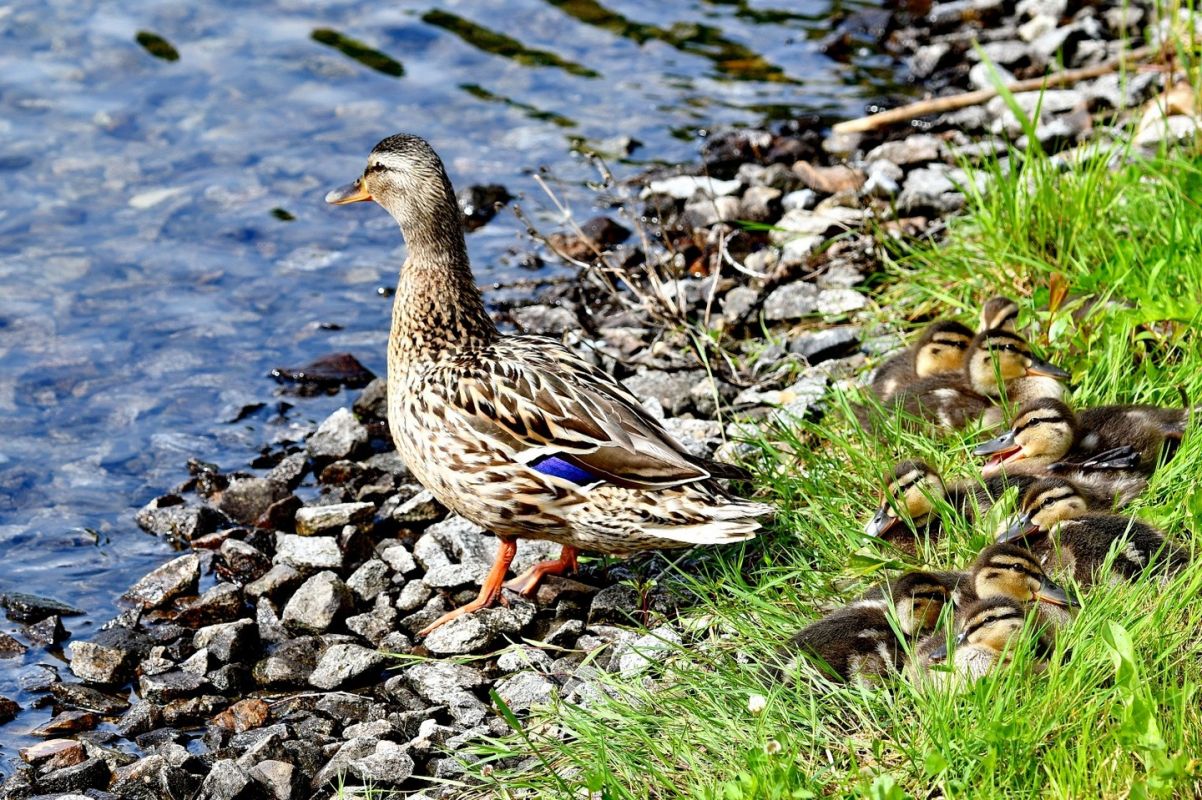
left=1135, top=114, right=1200, bottom=147
left=643, top=175, right=741, bottom=200
left=380, top=542, right=419, bottom=576
left=928, top=0, right=1003, bottom=27
left=19, top=738, right=86, bottom=770
left=781, top=188, right=818, bottom=212
left=497, top=646, right=554, bottom=673
left=0, top=632, right=27, bottom=658
left=659, top=417, right=723, bottom=459
left=815, top=288, right=868, bottom=317
left=270, top=353, right=374, bottom=394
left=174, top=582, right=242, bottom=627
left=68, top=628, right=150, bottom=685
left=420, top=613, right=497, bottom=656
left=24, top=614, right=66, bottom=645
left=163, top=694, right=225, bottom=726
left=590, top=584, right=640, bottom=624
left=197, top=759, right=252, bottom=800
left=986, top=90, right=1086, bottom=135
left=306, top=408, right=368, bottom=462
left=274, top=534, right=342, bottom=571
left=682, top=195, right=741, bottom=227
left=792, top=160, right=865, bottom=194
left=789, top=326, right=861, bottom=363
left=865, top=135, right=943, bottom=166
left=512, top=304, right=579, bottom=336
left=0, top=592, right=82, bottom=623
left=282, top=572, right=352, bottom=633
left=139, top=670, right=206, bottom=703
left=721, top=286, right=760, bottom=321
left=978, top=40, right=1034, bottom=69
left=294, top=501, right=375, bottom=535
left=252, top=636, right=332, bottom=686
left=116, top=700, right=161, bottom=737
left=38, top=757, right=110, bottom=794
left=248, top=760, right=299, bottom=800
left=246, top=564, right=303, bottom=601
left=0, top=696, right=19, bottom=723
left=112, top=753, right=201, bottom=799
left=215, top=477, right=289, bottom=526
left=909, top=42, right=952, bottom=78
left=396, top=580, right=432, bottom=612
left=266, top=452, right=309, bottom=489
left=494, top=670, right=556, bottom=712
left=620, top=369, right=705, bottom=417
left=739, top=185, right=782, bottom=223
left=308, top=644, right=384, bottom=689
left=351, top=740, right=415, bottom=785
left=194, top=619, right=258, bottom=663
left=209, top=698, right=271, bottom=734
left=122, top=554, right=200, bottom=608
left=458, top=183, right=513, bottom=231
left=31, top=709, right=97, bottom=736
left=762, top=282, right=819, bottom=321
left=135, top=496, right=230, bottom=542
left=346, top=559, right=390, bottom=601
left=863, top=159, right=903, bottom=198
left=618, top=626, right=683, bottom=678
left=897, top=166, right=966, bottom=214
left=406, top=661, right=487, bottom=702
left=218, top=539, right=271, bottom=584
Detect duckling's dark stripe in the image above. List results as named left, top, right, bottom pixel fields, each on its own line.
left=930, top=338, right=969, bottom=348
left=1013, top=414, right=1064, bottom=435
left=912, top=591, right=947, bottom=602
left=965, top=609, right=1023, bottom=639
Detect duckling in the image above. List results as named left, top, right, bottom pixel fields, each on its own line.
left=916, top=598, right=1053, bottom=689
left=893, top=329, right=1070, bottom=430
left=980, top=295, right=1019, bottom=332
left=774, top=571, right=952, bottom=685
left=864, top=460, right=1041, bottom=550
left=955, top=542, right=1077, bottom=612
left=999, top=477, right=1190, bottom=587
left=871, top=321, right=975, bottom=403
left=976, top=397, right=1185, bottom=485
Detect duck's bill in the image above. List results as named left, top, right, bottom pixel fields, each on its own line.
left=1025, top=359, right=1071, bottom=380
left=864, top=506, right=900, bottom=537
left=997, top=514, right=1036, bottom=543
left=326, top=178, right=372, bottom=205
left=973, top=429, right=1019, bottom=457
left=1037, top=576, right=1079, bottom=608
left=929, top=630, right=967, bottom=662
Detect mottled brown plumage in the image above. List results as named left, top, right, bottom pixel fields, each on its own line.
left=871, top=321, right=975, bottom=403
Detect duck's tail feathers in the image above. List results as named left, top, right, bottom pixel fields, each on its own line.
left=645, top=501, right=774, bottom=546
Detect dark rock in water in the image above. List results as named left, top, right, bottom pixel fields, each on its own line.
left=139, top=670, right=207, bottom=703
left=135, top=495, right=230, bottom=543
left=69, top=628, right=151, bottom=685
left=48, top=683, right=130, bottom=715
left=0, top=592, right=83, bottom=623
left=24, top=614, right=66, bottom=645
left=18, top=737, right=86, bottom=770
left=173, top=583, right=243, bottom=628
left=548, top=216, right=631, bottom=261
left=265, top=452, right=309, bottom=490
left=0, top=768, right=35, bottom=798
left=32, top=709, right=98, bottom=736
left=116, top=701, right=161, bottom=737
left=352, top=377, right=389, bottom=424
left=458, top=183, right=513, bottom=231
left=294, top=501, right=374, bottom=536
left=38, top=756, right=110, bottom=794
left=0, top=631, right=27, bottom=658
left=701, top=128, right=774, bottom=177
left=123, top=554, right=200, bottom=608
left=307, top=408, right=369, bottom=462
left=0, top=696, right=19, bottom=723
left=214, top=476, right=290, bottom=526
left=270, top=353, right=375, bottom=396
left=282, top=572, right=352, bottom=634
left=194, top=619, right=258, bottom=664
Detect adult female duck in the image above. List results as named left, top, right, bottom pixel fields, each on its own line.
left=327, top=134, right=772, bottom=634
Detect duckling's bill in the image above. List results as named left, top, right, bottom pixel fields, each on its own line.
left=1025, top=358, right=1070, bottom=380
left=1036, top=575, right=1078, bottom=607
left=326, top=178, right=373, bottom=204
left=864, top=505, right=901, bottom=537
left=997, top=513, right=1036, bottom=543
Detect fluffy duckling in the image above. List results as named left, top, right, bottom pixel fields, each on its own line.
left=980, top=296, right=1019, bottom=332
left=864, top=460, right=1040, bottom=549
left=999, top=477, right=1190, bottom=587
left=917, top=598, right=1053, bottom=689
left=775, top=571, right=952, bottom=684
left=894, top=329, right=1069, bottom=430
left=954, top=543, right=1077, bottom=612
left=871, top=321, right=975, bottom=403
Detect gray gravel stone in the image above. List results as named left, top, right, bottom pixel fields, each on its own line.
left=196, top=759, right=251, bottom=800
left=618, top=626, right=683, bottom=678
left=135, top=497, right=230, bottom=543
left=245, top=564, right=303, bottom=601
left=815, top=288, right=868, bottom=317
left=350, top=740, right=415, bottom=785
left=789, top=326, right=861, bottom=363
left=512, top=304, right=579, bottom=335
left=739, top=185, right=782, bottom=222
left=388, top=489, right=445, bottom=523
left=910, top=42, right=952, bottom=78
left=898, top=166, right=966, bottom=214
left=494, top=670, right=556, bottom=712
left=683, top=195, right=741, bottom=227
left=659, top=417, right=723, bottom=459
left=762, top=282, right=819, bottom=320
left=216, top=477, right=289, bottom=526
left=496, top=646, right=554, bottom=673
left=644, top=175, right=740, bottom=200
left=307, top=408, right=368, bottom=462
left=193, top=619, right=258, bottom=663
left=865, top=134, right=943, bottom=166
left=282, top=572, right=352, bottom=633
left=620, top=369, right=705, bottom=416
left=396, top=580, right=432, bottom=612
left=308, top=644, right=384, bottom=689
left=249, top=759, right=299, bottom=800
left=139, top=670, right=206, bottom=703
left=38, top=756, right=110, bottom=794
left=122, top=554, right=199, bottom=608
left=346, top=559, right=390, bottom=601
left=721, top=286, right=760, bottom=320
left=381, top=543, right=419, bottom=575
left=294, top=501, right=375, bottom=536
left=274, top=534, right=342, bottom=571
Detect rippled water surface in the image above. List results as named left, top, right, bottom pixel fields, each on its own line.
left=0, top=0, right=897, bottom=762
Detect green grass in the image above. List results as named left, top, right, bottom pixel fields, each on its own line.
left=445, top=142, right=1202, bottom=798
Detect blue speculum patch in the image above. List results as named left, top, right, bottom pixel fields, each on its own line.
left=530, top=454, right=597, bottom=485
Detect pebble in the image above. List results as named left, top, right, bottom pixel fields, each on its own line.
left=215, top=476, right=289, bottom=526
left=194, top=619, right=258, bottom=663
left=789, top=326, right=861, bottom=363
left=494, top=670, right=556, bottom=712
left=897, top=166, right=966, bottom=214
left=196, top=759, right=251, bottom=800
left=294, top=501, right=375, bottom=535
left=762, top=282, right=819, bottom=320
left=274, top=533, right=342, bottom=571
left=122, top=553, right=200, bottom=608
left=135, top=495, right=230, bottom=542
left=249, top=759, right=299, bottom=800
left=0, top=632, right=27, bottom=658
left=308, top=643, right=384, bottom=689
left=683, top=195, right=741, bottom=227
left=281, top=571, right=352, bottom=633
left=306, top=407, right=368, bottom=462
left=346, top=558, right=390, bottom=601
left=68, top=628, right=149, bottom=685
left=643, top=175, right=741, bottom=200
left=0, top=592, right=83, bottom=623
left=351, top=740, right=415, bottom=785
left=19, top=738, right=86, bottom=770
left=618, top=626, right=683, bottom=678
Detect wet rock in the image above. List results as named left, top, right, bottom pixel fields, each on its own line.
left=249, top=760, right=300, bottom=800
left=309, top=644, right=384, bottom=689
left=0, top=632, right=27, bottom=658
left=197, top=759, right=253, bottom=800
left=174, top=582, right=242, bottom=627
left=135, top=495, right=230, bottom=543
left=295, top=501, right=374, bottom=535
left=139, top=670, right=206, bottom=703
left=762, top=282, right=819, bottom=321
left=116, top=701, right=161, bottom=737
left=351, top=740, right=415, bottom=785
left=494, top=670, right=556, bottom=712
left=346, top=559, right=390, bottom=601
left=218, top=539, right=272, bottom=584
left=274, top=534, right=342, bottom=571
left=282, top=572, right=352, bottom=633
left=1, top=592, right=83, bottom=623
left=19, top=738, right=86, bottom=770
left=458, top=183, right=513, bottom=231
left=0, top=696, right=18, bottom=723
left=68, top=628, right=151, bottom=685
left=270, top=353, right=375, bottom=394
left=163, top=694, right=225, bottom=726
left=246, top=564, right=303, bottom=601
left=32, top=709, right=98, bottom=736
left=792, top=160, right=865, bottom=194
left=39, top=757, right=110, bottom=794
left=23, top=614, right=66, bottom=645
left=307, top=408, right=368, bottom=462
left=215, top=477, right=290, bottom=526
left=50, top=683, right=130, bottom=716
left=194, top=619, right=258, bottom=663
left=122, top=553, right=200, bottom=609
left=644, top=175, right=741, bottom=200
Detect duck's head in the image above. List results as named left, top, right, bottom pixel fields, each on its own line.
left=999, top=477, right=1089, bottom=543
left=930, top=597, right=1028, bottom=660
left=975, top=398, right=1076, bottom=476
left=886, top=571, right=952, bottom=635
left=980, top=296, right=1020, bottom=332
left=865, top=460, right=945, bottom=538
left=913, top=321, right=975, bottom=378
left=326, top=133, right=456, bottom=231
left=970, top=543, right=1077, bottom=607
left=965, top=330, right=1069, bottom=397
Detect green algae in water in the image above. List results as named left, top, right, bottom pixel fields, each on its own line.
left=311, top=28, right=404, bottom=77
left=422, top=10, right=599, bottom=79
left=135, top=31, right=180, bottom=62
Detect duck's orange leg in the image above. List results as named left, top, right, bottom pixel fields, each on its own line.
left=418, top=538, right=517, bottom=636
left=503, top=545, right=579, bottom=596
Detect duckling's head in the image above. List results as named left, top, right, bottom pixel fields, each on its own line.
left=980, top=296, right=1020, bottom=332
left=937, top=597, right=1029, bottom=659
left=965, top=330, right=1069, bottom=397
left=865, top=461, right=945, bottom=538
left=999, top=477, right=1089, bottom=542
left=970, top=543, right=1075, bottom=606
left=913, top=321, right=975, bottom=378
left=326, top=134, right=459, bottom=235
left=885, top=571, right=952, bottom=635
left=975, top=398, right=1076, bottom=475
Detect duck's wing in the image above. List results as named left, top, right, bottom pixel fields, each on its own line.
left=440, top=336, right=743, bottom=490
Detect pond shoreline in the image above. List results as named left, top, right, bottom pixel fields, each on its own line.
left=1, top=0, right=1189, bottom=795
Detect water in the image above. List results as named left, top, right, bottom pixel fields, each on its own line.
left=0, top=0, right=900, bottom=766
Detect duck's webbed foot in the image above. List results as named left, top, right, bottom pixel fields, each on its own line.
left=418, top=538, right=517, bottom=636
left=503, top=545, right=579, bottom=596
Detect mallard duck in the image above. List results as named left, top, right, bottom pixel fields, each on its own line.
left=864, top=460, right=1040, bottom=549
left=999, top=477, right=1189, bottom=587
left=891, top=329, right=1070, bottom=430
left=915, top=597, right=1054, bottom=688
left=980, top=296, right=1020, bottom=332
left=327, top=134, right=773, bottom=634
left=774, top=571, right=952, bottom=684
left=871, top=321, right=975, bottom=403
left=976, top=397, right=1185, bottom=485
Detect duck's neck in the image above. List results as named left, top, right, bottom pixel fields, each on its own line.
left=389, top=207, right=497, bottom=368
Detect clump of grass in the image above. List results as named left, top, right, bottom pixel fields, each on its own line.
left=449, top=141, right=1202, bottom=799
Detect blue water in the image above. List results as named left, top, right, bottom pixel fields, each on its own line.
left=0, top=0, right=897, bottom=766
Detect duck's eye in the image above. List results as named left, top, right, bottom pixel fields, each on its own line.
left=366, top=163, right=389, bottom=174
